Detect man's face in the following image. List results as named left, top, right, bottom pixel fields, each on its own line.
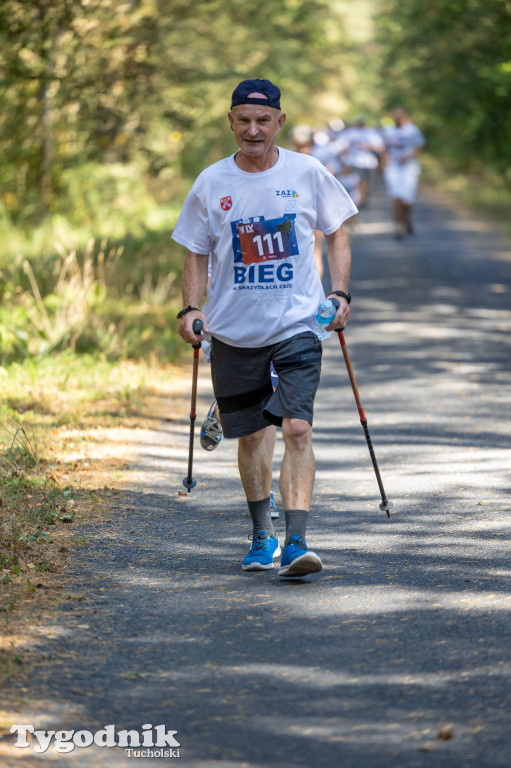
left=228, top=96, right=286, bottom=160
left=393, top=109, right=406, bottom=127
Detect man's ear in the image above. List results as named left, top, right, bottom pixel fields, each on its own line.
left=228, top=111, right=234, bottom=130
left=277, top=112, right=287, bottom=131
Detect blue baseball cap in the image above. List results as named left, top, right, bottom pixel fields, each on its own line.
left=230, top=79, right=281, bottom=110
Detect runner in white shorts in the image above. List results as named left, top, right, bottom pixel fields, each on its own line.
left=383, top=107, right=425, bottom=239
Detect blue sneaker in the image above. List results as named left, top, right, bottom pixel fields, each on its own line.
left=200, top=400, right=222, bottom=451
left=242, top=531, right=281, bottom=571
left=278, top=535, right=322, bottom=577
left=270, top=491, right=279, bottom=520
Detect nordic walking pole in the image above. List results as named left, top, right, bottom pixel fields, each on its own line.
left=183, top=318, right=204, bottom=492
left=336, top=329, right=393, bottom=518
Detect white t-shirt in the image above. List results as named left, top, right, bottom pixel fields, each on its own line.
left=384, top=123, right=425, bottom=165
left=342, top=126, right=384, bottom=170
left=172, top=147, right=357, bottom=348
left=310, top=137, right=349, bottom=177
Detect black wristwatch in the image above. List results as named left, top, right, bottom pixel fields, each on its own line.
left=329, top=290, right=351, bottom=304
left=176, top=305, right=200, bottom=319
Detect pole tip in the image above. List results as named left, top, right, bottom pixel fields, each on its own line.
left=379, top=500, right=393, bottom=518
left=182, top=477, right=197, bottom=491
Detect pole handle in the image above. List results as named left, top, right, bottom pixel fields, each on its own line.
left=192, top=318, right=203, bottom=349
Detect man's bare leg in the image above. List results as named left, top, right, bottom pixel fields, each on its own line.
left=277, top=417, right=322, bottom=575
left=402, top=201, right=413, bottom=233
left=238, top=427, right=273, bottom=501
left=279, top=418, right=315, bottom=513
left=264, top=424, right=277, bottom=460
left=238, top=427, right=279, bottom=570
left=238, top=427, right=275, bottom=536
left=394, top=199, right=405, bottom=238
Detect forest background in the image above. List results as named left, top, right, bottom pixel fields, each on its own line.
left=0, top=0, right=510, bottom=634
left=1, top=0, right=510, bottom=365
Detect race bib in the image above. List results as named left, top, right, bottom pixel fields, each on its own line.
left=232, top=215, right=299, bottom=264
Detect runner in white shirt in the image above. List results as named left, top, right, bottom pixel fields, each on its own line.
left=383, top=107, right=425, bottom=239
left=341, top=116, right=385, bottom=207
left=289, top=123, right=342, bottom=281
left=173, top=79, right=357, bottom=577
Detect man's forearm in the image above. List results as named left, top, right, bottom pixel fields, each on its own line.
left=181, top=251, right=209, bottom=308
left=326, top=225, right=352, bottom=292
left=324, top=225, right=352, bottom=331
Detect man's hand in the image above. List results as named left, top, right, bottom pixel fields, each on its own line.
left=178, top=311, right=210, bottom=344
left=325, top=296, right=350, bottom=332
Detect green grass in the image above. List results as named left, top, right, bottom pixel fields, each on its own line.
left=0, top=352, right=175, bottom=430
left=0, top=472, right=65, bottom=570
left=0, top=161, right=185, bottom=265
left=0, top=234, right=187, bottom=364
left=0, top=159, right=190, bottom=366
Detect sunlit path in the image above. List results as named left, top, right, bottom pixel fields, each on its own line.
left=2, top=184, right=510, bottom=768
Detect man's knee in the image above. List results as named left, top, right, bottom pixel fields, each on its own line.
left=282, top=418, right=312, bottom=448
left=239, top=429, right=268, bottom=452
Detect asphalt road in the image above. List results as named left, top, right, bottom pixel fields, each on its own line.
left=2, top=180, right=511, bottom=767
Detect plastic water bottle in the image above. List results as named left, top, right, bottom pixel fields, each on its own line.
left=314, top=299, right=336, bottom=341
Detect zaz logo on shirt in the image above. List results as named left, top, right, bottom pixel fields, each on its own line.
left=276, top=190, right=299, bottom=198
left=220, top=196, right=232, bottom=211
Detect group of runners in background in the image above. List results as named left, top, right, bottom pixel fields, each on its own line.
left=290, top=107, right=425, bottom=241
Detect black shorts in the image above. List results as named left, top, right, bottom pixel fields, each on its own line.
left=210, top=332, right=322, bottom=439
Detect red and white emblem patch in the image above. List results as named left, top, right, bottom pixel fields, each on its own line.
left=220, top=196, right=232, bottom=211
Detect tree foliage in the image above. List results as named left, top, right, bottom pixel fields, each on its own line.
left=1, top=0, right=509, bottom=366
left=0, top=0, right=363, bottom=221
left=1, top=0, right=509, bottom=227
left=375, top=0, right=511, bottom=176
left=0, top=0, right=164, bottom=216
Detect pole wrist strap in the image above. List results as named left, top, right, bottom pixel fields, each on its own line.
left=329, top=290, right=351, bottom=304
left=177, top=305, right=200, bottom=319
